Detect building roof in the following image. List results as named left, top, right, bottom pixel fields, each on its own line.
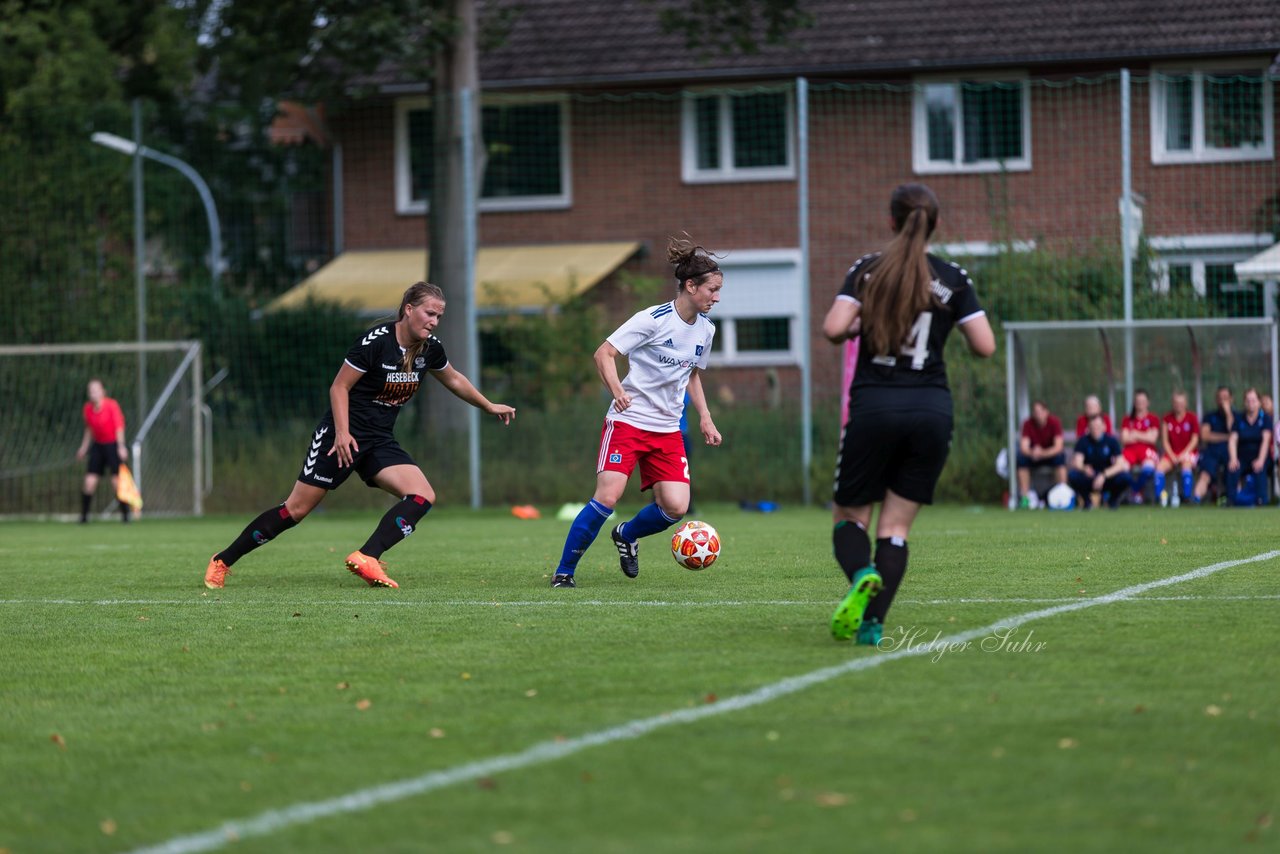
left=369, top=0, right=1280, bottom=91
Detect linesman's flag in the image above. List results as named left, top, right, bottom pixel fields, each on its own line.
left=116, top=464, right=143, bottom=510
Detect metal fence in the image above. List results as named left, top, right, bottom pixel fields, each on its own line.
left=2, top=70, right=1277, bottom=511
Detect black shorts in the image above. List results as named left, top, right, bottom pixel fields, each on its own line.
left=834, top=386, right=954, bottom=507
left=87, top=442, right=121, bottom=476
left=295, top=421, right=416, bottom=490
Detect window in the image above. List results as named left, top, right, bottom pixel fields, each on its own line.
left=1149, top=234, right=1274, bottom=317
left=913, top=77, right=1031, bottom=173
left=681, top=89, right=795, bottom=183
left=706, top=250, right=803, bottom=365
left=1150, top=68, right=1274, bottom=164
left=395, top=96, right=571, bottom=214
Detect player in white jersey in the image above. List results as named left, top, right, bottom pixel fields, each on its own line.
left=551, top=236, right=724, bottom=587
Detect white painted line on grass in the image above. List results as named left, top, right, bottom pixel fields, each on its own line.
left=2, top=594, right=1278, bottom=609
left=123, top=548, right=1280, bottom=854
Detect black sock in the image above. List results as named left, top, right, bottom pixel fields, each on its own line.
left=119, top=500, right=130, bottom=522
left=80, top=493, right=92, bottom=522
left=865, top=537, right=909, bottom=624
left=833, top=520, right=872, bottom=583
left=216, top=504, right=298, bottom=567
left=361, top=495, right=432, bottom=559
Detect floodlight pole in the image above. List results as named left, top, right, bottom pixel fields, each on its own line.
left=460, top=87, right=481, bottom=509
left=797, top=76, right=813, bottom=505
left=90, top=130, right=224, bottom=299
left=131, top=102, right=148, bottom=433
left=1120, top=69, right=1135, bottom=405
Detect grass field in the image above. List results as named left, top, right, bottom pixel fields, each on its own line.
left=2, top=503, right=1277, bottom=853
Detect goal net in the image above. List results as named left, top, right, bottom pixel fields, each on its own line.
left=1003, top=319, right=1279, bottom=500
left=0, top=341, right=205, bottom=519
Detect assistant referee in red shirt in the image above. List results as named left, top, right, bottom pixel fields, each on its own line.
left=76, top=378, right=130, bottom=523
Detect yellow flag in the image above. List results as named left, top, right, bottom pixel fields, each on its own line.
left=116, top=464, right=143, bottom=510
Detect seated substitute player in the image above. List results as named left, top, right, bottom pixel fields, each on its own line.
left=1068, top=414, right=1132, bottom=509
left=203, top=282, right=515, bottom=590
left=549, top=236, right=723, bottom=588
left=1226, top=387, right=1273, bottom=505
left=1156, top=390, right=1199, bottom=506
left=1074, top=394, right=1113, bottom=440
left=1120, top=389, right=1160, bottom=503
left=1193, top=385, right=1237, bottom=503
left=75, top=378, right=131, bottom=523
left=822, top=183, right=995, bottom=645
left=1016, top=399, right=1067, bottom=507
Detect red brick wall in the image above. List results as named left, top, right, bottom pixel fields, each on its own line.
left=329, top=72, right=1280, bottom=403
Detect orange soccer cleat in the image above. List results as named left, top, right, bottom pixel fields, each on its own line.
left=345, top=551, right=399, bottom=589
left=204, top=555, right=230, bottom=589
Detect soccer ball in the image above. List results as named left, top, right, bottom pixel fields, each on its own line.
left=671, top=520, right=720, bottom=570
left=1046, top=482, right=1076, bottom=510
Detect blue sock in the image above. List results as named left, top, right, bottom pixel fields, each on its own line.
left=1133, top=465, right=1152, bottom=494
left=1181, top=470, right=1193, bottom=498
left=1154, top=470, right=1166, bottom=497
left=618, top=502, right=682, bottom=543
left=556, top=500, right=613, bottom=574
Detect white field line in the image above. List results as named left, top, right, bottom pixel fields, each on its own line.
left=123, top=549, right=1280, bottom=854
left=1, top=594, right=1278, bottom=608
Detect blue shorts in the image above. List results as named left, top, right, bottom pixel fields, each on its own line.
left=1016, top=451, right=1065, bottom=469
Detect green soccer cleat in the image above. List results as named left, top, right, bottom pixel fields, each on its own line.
left=830, top=566, right=882, bottom=641
left=856, top=617, right=883, bottom=647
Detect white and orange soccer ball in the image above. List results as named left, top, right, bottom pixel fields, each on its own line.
left=671, top=520, right=720, bottom=570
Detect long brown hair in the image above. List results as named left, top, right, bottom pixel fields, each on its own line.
left=667, top=234, right=722, bottom=295
left=396, top=281, right=445, bottom=372
left=860, top=184, right=940, bottom=358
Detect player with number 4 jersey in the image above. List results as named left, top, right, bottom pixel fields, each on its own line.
left=822, top=183, right=994, bottom=645
left=550, top=236, right=724, bottom=588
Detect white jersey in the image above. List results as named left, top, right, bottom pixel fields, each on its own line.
left=605, top=301, right=715, bottom=432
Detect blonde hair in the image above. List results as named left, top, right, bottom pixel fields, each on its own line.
left=396, top=282, right=446, bottom=372
left=667, top=234, right=722, bottom=295
left=859, top=184, right=940, bottom=358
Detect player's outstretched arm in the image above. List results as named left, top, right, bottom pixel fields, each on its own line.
left=593, top=341, right=631, bottom=412
left=327, top=364, right=364, bottom=467
left=959, top=314, right=996, bottom=357
left=430, top=365, right=515, bottom=424
left=687, top=370, right=721, bottom=446
left=821, top=298, right=860, bottom=344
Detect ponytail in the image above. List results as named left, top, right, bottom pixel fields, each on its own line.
left=667, top=233, right=722, bottom=295
left=860, top=184, right=939, bottom=358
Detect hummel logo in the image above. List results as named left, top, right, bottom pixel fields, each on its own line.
left=361, top=326, right=389, bottom=346
left=304, top=426, right=327, bottom=475
left=661, top=338, right=676, bottom=348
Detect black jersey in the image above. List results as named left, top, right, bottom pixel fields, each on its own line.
left=839, top=252, right=985, bottom=392
left=330, top=323, right=449, bottom=436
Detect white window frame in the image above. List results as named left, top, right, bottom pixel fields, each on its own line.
left=680, top=87, right=796, bottom=184
left=1148, top=234, right=1274, bottom=295
left=1150, top=63, right=1274, bottom=165
left=912, top=73, right=1032, bottom=175
left=394, top=94, right=573, bottom=215
left=706, top=248, right=803, bottom=367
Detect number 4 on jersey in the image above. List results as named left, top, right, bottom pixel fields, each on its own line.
left=902, top=311, right=932, bottom=370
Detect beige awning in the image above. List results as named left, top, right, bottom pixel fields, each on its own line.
left=266, top=241, right=642, bottom=314
left=1235, top=242, right=1280, bottom=282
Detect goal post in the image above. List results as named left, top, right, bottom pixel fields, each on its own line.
left=1004, top=318, right=1279, bottom=503
left=0, top=340, right=205, bottom=519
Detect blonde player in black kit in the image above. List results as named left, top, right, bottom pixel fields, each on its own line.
left=822, top=184, right=995, bottom=644
left=204, top=282, right=515, bottom=590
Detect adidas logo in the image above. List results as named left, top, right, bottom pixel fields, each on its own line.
left=661, top=338, right=676, bottom=348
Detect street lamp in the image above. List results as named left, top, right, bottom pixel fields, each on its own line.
left=90, top=131, right=224, bottom=295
